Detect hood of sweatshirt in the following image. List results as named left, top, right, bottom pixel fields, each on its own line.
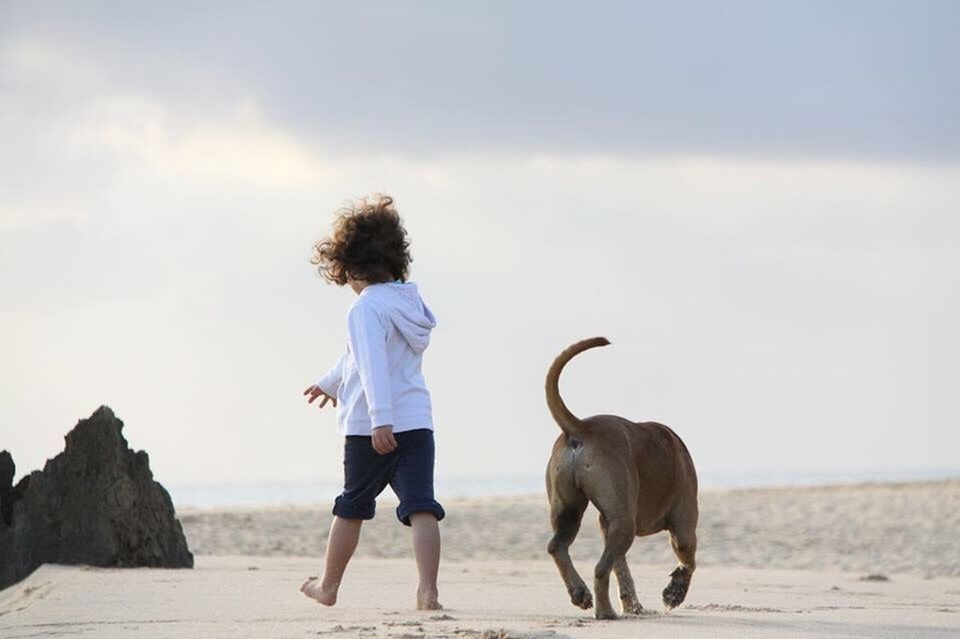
left=362, top=282, right=436, bottom=353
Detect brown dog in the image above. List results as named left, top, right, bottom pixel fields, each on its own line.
left=545, top=337, right=699, bottom=619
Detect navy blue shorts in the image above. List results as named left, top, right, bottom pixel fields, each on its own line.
left=333, top=428, right=445, bottom=526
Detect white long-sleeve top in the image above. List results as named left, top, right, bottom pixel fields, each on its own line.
left=315, top=282, right=436, bottom=436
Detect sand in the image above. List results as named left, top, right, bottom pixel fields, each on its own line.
left=3, top=557, right=958, bottom=638
left=2, top=480, right=959, bottom=638
left=179, top=480, right=960, bottom=577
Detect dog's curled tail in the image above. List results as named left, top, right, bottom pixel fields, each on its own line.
left=545, top=336, right=611, bottom=439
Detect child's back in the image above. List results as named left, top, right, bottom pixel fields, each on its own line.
left=331, top=282, right=437, bottom=436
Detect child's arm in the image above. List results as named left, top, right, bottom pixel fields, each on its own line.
left=347, top=303, right=397, bottom=454
left=316, top=351, right=347, bottom=398
left=304, top=352, right=345, bottom=409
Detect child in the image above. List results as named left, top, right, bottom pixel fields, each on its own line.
left=300, top=194, right=444, bottom=611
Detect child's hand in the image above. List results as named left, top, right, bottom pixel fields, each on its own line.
left=371, top=425, right=398, bottom=455
left=303, top=385, right=337, bottom=409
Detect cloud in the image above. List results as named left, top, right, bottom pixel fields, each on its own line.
left=0, top=200, right=88, bottom=232
left=0, top=38, right=106, bottom=90
left=0, top=37, right=337, bottom=250
left=68, top=96, right=337, bottom=188
left=3, top=1, right=959, bottom=162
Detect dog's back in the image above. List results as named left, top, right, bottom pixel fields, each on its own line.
left=556, top=415, right=698, bottom=537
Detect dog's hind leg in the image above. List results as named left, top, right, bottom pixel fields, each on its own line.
left=662, top=507, right=698, bottom=609
left=592, top=513, right=635, bottom=620
left=600, top=514, right=643, bottom=615
left=547, top=492, right=592, bottom=611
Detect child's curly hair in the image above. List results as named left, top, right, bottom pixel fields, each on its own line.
left=311, top=194, right=411, bottom=285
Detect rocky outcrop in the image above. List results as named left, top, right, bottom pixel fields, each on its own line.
left=0, top=406, right=193, bottom=589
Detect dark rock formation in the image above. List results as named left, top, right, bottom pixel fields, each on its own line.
left=0, top=450, right=16, bottom=526
left=0, top=406, right=193, bottom=589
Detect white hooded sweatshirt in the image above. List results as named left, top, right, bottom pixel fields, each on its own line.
left=315, top=282, right=436, bottom=436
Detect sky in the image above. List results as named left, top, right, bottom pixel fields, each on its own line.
left=2, top=1, right=958, bottom=491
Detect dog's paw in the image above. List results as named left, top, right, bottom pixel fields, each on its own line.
left=570, top=584, right=593, bottom=610
left=594, top=606, right=619, bottom=620
left=620, top=597, right=644, bottom=616
left=662, top=568, right=691, bottom=609
left=662, top=584, right=685, bottom=609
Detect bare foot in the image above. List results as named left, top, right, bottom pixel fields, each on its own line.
left=417, top=587, right=442, bottom=611
left=300, top=577, right=338, bottom=606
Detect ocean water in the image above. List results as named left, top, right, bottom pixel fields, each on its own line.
left=167, top=467, right=960, bottom=509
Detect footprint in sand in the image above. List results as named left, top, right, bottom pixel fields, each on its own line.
left=686, top=603, right=797, bottom=613
left=315, top=624, right=377, bottom=635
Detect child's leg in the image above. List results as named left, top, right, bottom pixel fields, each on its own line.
left=302, top=435, right=394, bottom=604
left=410, top=512, right=441, bottom=610
left=390, top=429, right=446, bottom=610
left=301, top=516, right=363, bottom=605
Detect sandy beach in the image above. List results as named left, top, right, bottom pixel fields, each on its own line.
left=2, top=480, right=959, bottom=638
left=179, top=479, right=960, bottom=576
